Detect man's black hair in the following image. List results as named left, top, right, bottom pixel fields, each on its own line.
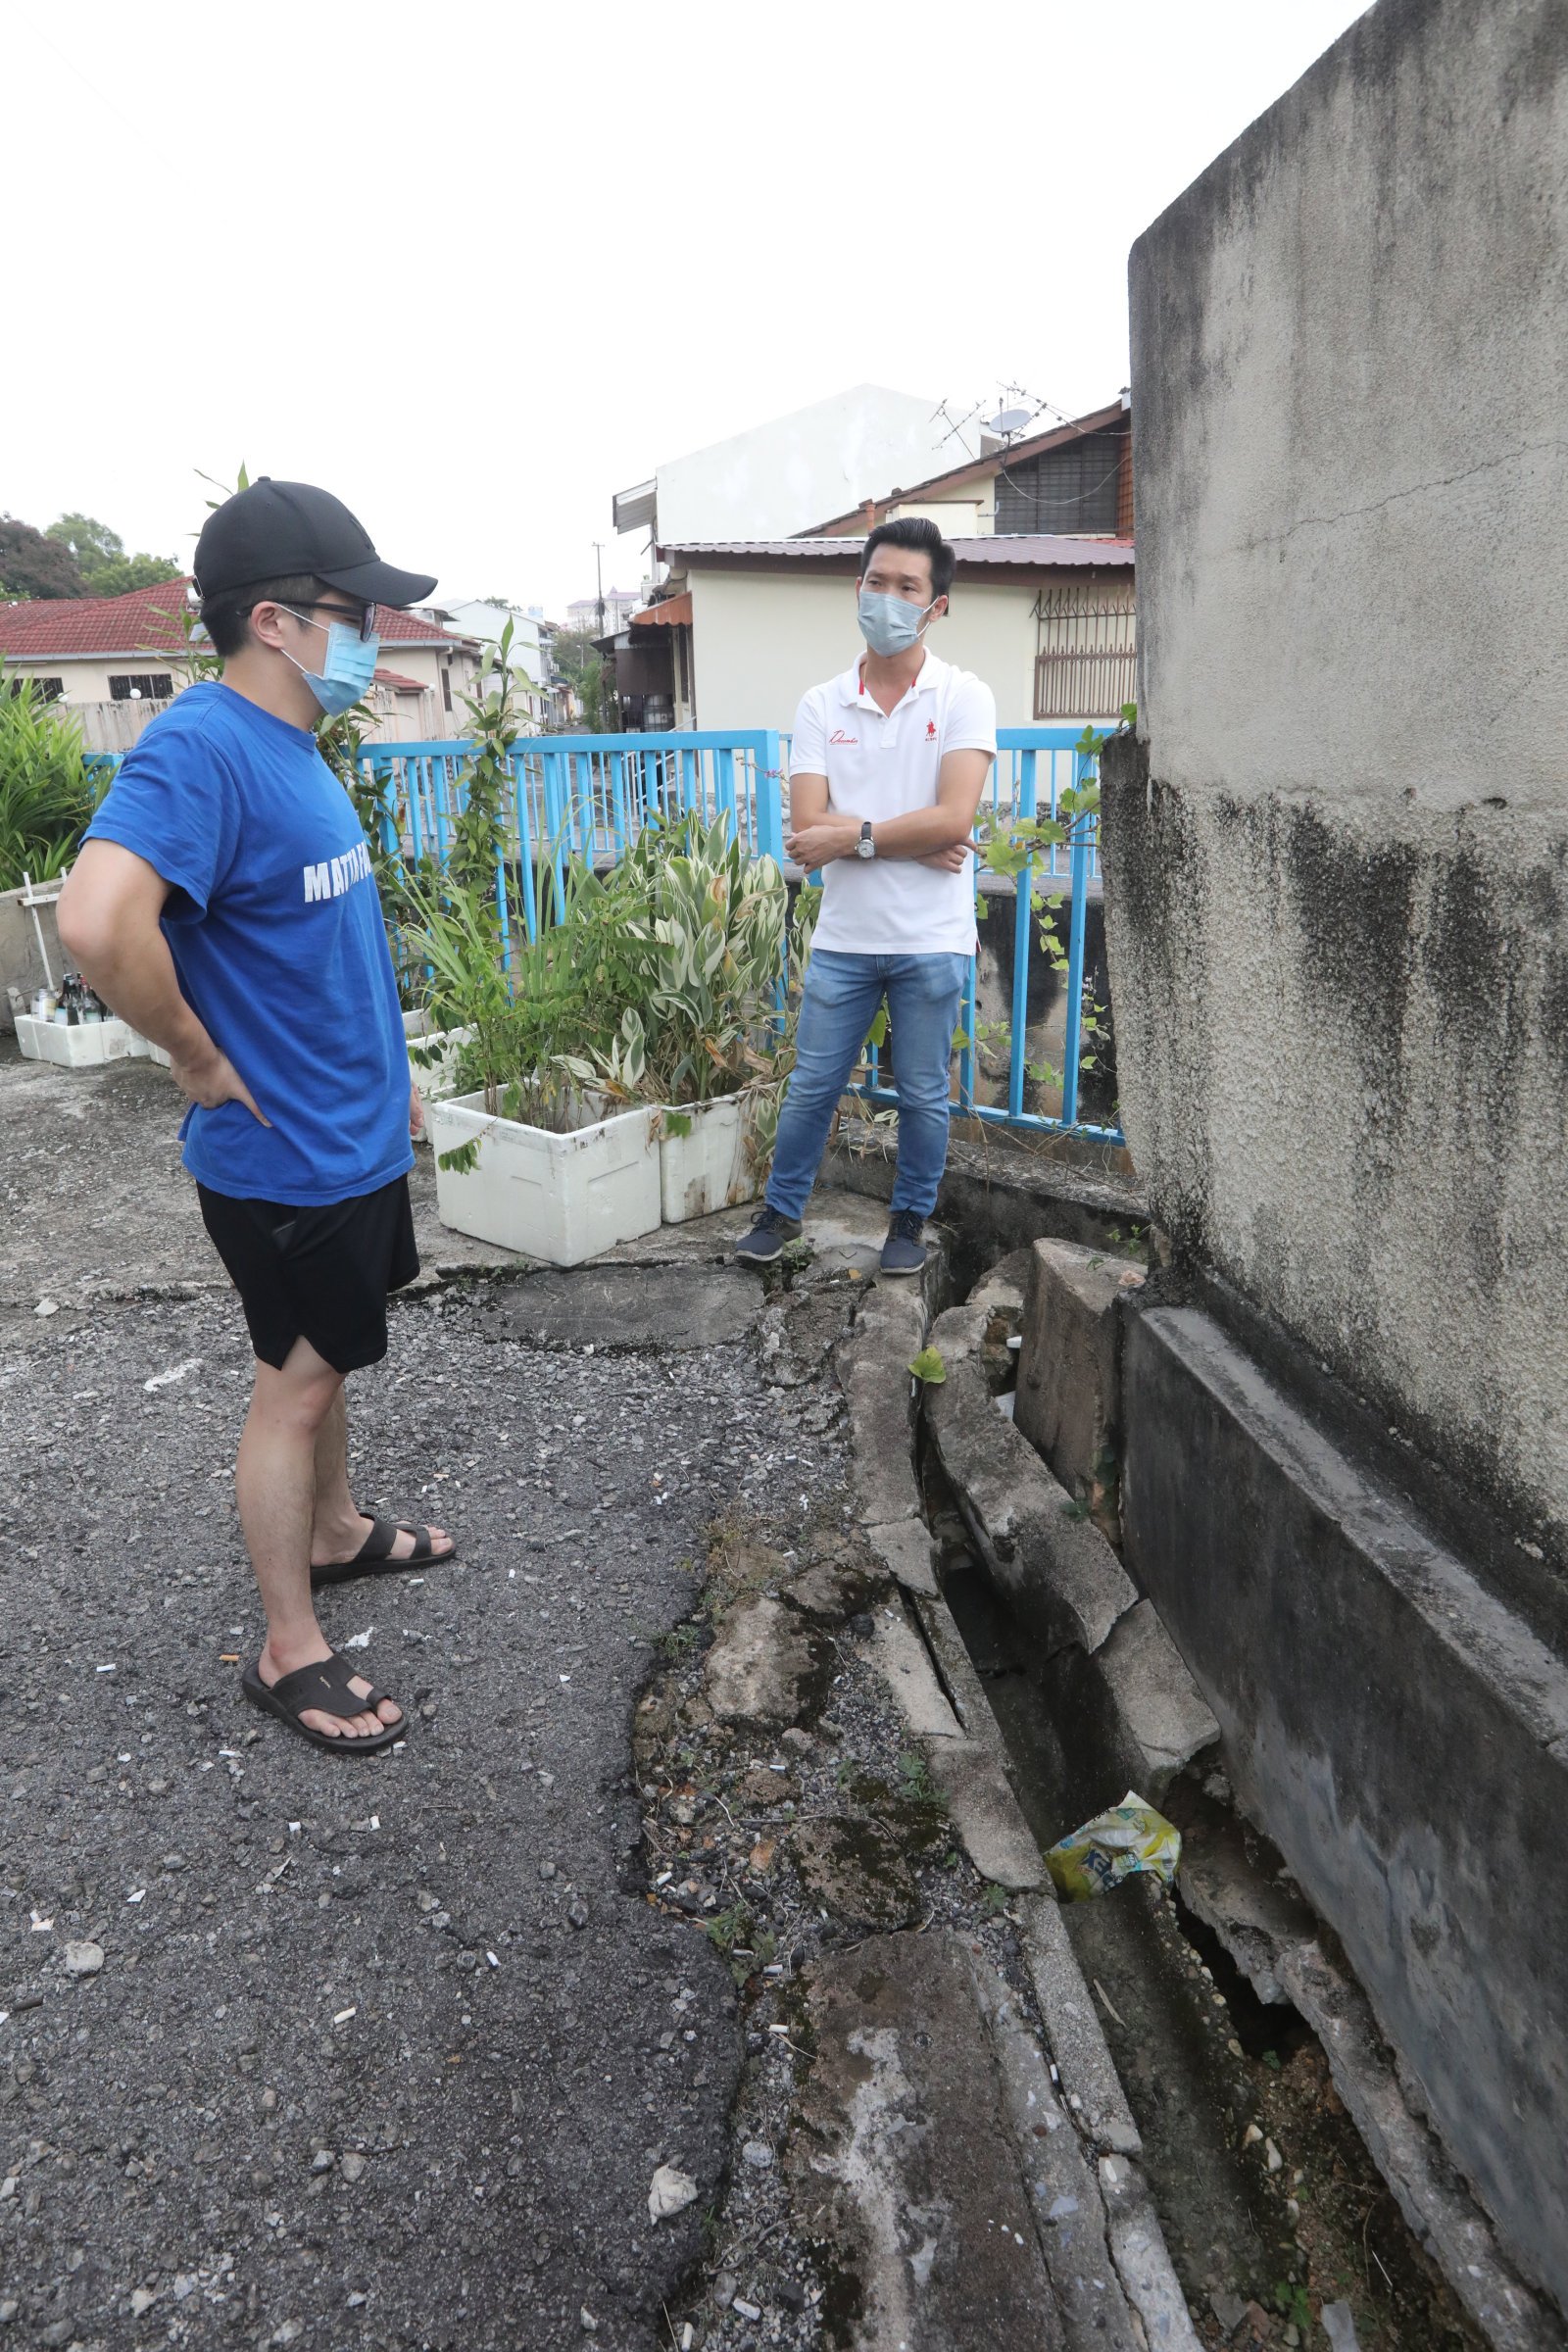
left=200, top=574, right=329, bottom=660
left=860, top=516, right=956, bottom=602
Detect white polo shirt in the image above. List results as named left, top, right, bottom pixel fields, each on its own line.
left=790, top=648, right=997, bottom=956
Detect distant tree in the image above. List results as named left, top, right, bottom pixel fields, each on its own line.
left=45, top=513, right=180, bottom=598
left=0, top=515, right=85, bottom=601
left=550, top=624, right=613, bottom=729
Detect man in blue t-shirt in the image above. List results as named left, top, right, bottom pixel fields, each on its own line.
left=60, top=479, right=456, bottom=1756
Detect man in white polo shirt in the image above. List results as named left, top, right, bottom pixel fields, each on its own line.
left=735, top=517, right=996, bottom=1276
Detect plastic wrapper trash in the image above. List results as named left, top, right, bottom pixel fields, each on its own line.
left=1045, top=1790, right=1181, bottom=1901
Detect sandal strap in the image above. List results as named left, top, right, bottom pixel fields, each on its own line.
left=351, top=1517, right=402, bottom=1565
left=270, top=1651, right=390, bottom=1723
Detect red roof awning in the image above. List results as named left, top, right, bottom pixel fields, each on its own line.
left=629, top=591, right=693, bottom=629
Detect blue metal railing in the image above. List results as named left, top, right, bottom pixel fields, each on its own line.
left=87, top=719, right=1116, bottom=1145
left=853, top=726, right=1121, bottom=1144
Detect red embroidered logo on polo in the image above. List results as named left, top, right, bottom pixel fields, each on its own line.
left=829, top=730, right=858, bottom=745
left=926, top=719, right=937, bottom=739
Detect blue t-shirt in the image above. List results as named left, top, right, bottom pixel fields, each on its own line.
left=83, top=681, right=413, bottom=1206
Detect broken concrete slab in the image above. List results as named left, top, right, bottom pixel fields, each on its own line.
left=704, top=1594, right=831, bottom=1730
left=925, top=1740, right=1046, bottom=1892
left=866, top=1603, right=963, bottom=1741
left=906, top=1587, right=1011, bottom=1761
left=924, top=1304, right=1137, bottom=1657
left=864, top=1593, right=1044, bottom=1889
left=968, top=1246, right=1036, bottom=1323
left=1094, top=1600, right=1220, bottom=1800
left=789, top=1818, right=919, bottom=1933
left=497, top=1262, right=760, bottom=1349
left=789, top=1931, right=1068, bottom=2351
left=1097, top=2153, right=1204, bottom=2352
left=1019, top=1896, right=1143, bottom=2160
left=781, top=1554, right=883, bottom=1625
left=862, top=1516, right=939, bottom=1596
left=837, top=1283, right=928, bottom=1530
left=1014, top=1238, right=1134, bottom=1494
left=963, top=1942, right=1151, bottom=2352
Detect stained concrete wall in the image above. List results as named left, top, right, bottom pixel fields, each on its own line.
left=1123, top=1304, right=1568, bottom=2320
left=1103, top=0, right=1568, bottom=1582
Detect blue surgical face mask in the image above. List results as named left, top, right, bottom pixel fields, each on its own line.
left=858, top=586, right=937, bottom=659
left=279, top=607, right=381, bottom=717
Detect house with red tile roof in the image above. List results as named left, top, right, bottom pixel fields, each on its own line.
left=0, top=578, right=483, bottom=750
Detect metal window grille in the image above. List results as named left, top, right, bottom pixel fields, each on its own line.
left=108, top=672, right=173, bottom=702
left=1033, top=584, right=1136, bottom=719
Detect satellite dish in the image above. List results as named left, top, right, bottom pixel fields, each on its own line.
left=985, top=407, right=1035, bottom=436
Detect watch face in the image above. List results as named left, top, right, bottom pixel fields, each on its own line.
left=858, top=838, right=874, bottom=858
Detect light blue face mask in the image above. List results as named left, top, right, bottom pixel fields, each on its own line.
left=858, top=586, right=937, bottom=659
left=279, top=607, right=381, bottom=717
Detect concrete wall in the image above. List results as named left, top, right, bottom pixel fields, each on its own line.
left=0, top=883, right=65, bottom=1028
left=1104, top=0, right=1568, bottom=1579
left=687, top=565, right=1120, bottom=734
left=654, top=386, right=957, bottom=544
left=1123, top=1303, right=1568, bottom=2322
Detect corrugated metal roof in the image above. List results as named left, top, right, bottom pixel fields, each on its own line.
left=660, top=535, right=1133, bottom=568
left=0, top=579, right=477, bottom=661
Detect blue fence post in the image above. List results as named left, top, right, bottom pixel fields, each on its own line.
left=1059, top=814, right=1092, bottom=1131
left=757, top=731, right=785, bottom=864
left=957, top=957, right=978, bottom=1117
left=1007, top=748, right=1037, bottom=1122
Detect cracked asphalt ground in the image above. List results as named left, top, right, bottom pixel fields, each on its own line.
left=0, top=1054, right=851, bottom=2351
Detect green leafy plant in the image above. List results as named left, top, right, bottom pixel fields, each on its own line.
left=967, top=722, right=1112, bottom=1121
left=564, top=813, right=789, bottom=1111
left=0, top=670, right=105, bottom=889
left=908, top=1347, right=947, bottom=1386
left=1272, top=2282, right=1312, bottom=2331
left=448, top=619, right=524, bottom=941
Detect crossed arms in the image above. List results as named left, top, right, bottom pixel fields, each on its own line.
left=783, top=749, right=993, bottom=874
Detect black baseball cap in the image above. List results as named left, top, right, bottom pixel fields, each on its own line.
left=192, top=478, right=437, bottom=610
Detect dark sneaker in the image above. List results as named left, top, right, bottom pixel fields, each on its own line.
left=734, top=1206, right=804, bottom=1266
left=880, top=1210, right=929, bottom=1276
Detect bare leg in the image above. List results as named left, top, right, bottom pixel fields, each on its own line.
left=237, top=1337, right=400, bottom=1740
left=309, top=1385, right=452, bottom=1567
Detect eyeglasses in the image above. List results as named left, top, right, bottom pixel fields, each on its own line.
left=272, top=599, right=378, bottom=642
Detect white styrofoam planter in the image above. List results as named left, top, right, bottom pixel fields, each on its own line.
left=426, top=1087, right=661, bottom=1266
left=18, top=1012, right=141, bottom=1067
left=658, top=1089, right=766, bottom=1223
left=16, top=1014, right=173, bottom=1070
left=408, top=1025, right=474, bottom=1132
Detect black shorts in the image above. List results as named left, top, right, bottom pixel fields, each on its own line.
left=197, top=1176, right=420, bottom=1375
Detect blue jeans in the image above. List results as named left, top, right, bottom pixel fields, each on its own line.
left=765, top=950, right=969, bottom=1221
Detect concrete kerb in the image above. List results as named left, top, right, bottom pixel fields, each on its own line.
left=924, top=1303, right=1137, bottom=1656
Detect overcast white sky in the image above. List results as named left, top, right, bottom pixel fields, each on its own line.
left=10, top=0, right=1368, bottom=616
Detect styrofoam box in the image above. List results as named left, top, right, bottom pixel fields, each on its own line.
left=658, top=1091, right=765, bottom=1224
left=17, top=1013, right=140, bottom=1067
left=427, top=1088, right=661, bottom=1266
left=16, top=1014, right=173, bottom=1069
left=408, top=1025, right=474, bottom=1134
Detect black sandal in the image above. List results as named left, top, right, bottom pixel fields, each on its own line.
left=242, top=1649, right=406, bottom=1754
left=311, top=1514, right=458, bottom=1587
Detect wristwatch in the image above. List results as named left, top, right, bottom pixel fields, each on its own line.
left=857, top=821, right=876, bottom=860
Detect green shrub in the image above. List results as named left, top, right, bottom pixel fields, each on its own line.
left=0, top=671, right=103, bottom=889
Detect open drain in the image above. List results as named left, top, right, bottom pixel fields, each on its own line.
left=913, top=1272, right=1493, bottom=2352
